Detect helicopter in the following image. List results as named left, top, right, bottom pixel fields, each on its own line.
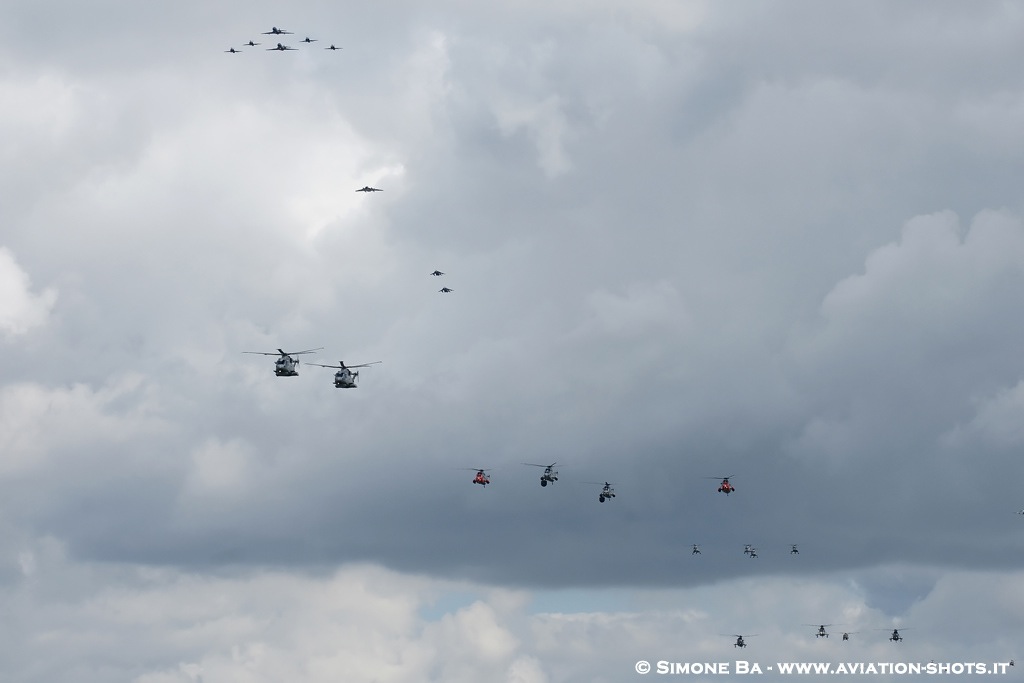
left=306, top=360, right=382, bottom=388
left=706, top=476, right=735, bottom=495
left=723, top=634, right=756, bottom=648
left=879, top=628, right=908, bottom=642
left=841, top=631, right=858, bottom=641
left=747, top=547, right=759, bottom=558
left=806, top=624, right=834, bottom=638
left=461, top=468, right=491, bottom=486
left=584, top=482, right=616, bottom=503
left=691, top=544, right=702, bottom=555
left=243, top=347, right=323, bottom=376
left=742, top=544, right=758, bottom=558
left=523, top=463, right=558, bottom=487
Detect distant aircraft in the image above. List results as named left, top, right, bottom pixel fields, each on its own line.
left=430, top=270, right=445, bottom=276
left=267, top=43, right=296, bottom=51
left=244, top=40, right=261, bottom=47
left=301, top=37, right=318, bottom=43
left=263, top=27, right=293, bottom=35
left=356, top=186, right=382, bottom=192
left=439, top=287, right=454, bottom=293
left=325, top=44, right=342, bottom=50
left=225, top=48, right=242, bottom=53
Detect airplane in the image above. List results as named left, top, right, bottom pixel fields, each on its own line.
left=225, top=47, right=243, bottom=53
left=790, top=544, right=800, bottom=555
left=267, top=43, right=296, bottom=51
left=723, top=634, right=755, bottom=648
left=244, top=40, right=261, bottom=47
left=300, top=37, right=318, bottom=43
left=430, top=270, right=445, bottom=276
left=439, top=287, right=454, bottom=293
left=325, top=44, right=342, bottom=50
left=691, top=544, right=702, bottom=555
left=356, top=186, right=382, bottom=192
left=747, top=547, right=759, bottom=558
left=262, top=27, right=293, bottom=35
left=242, top=347, right=323, bottom=376
left=523, top=462, right=558, bottom=487
left=306, top=360, right=382, bottom=388
left=706, top=476, right=735, bottom=495
left=584, top=481, right=616, bottom=503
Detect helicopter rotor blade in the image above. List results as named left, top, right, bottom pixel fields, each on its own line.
left=285, top=347, right=324, bottom=356
left=346, top=361, right=382, bottom=369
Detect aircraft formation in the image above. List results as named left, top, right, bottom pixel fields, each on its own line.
left=224, top=27, right=343, bottom=54
left=221, top=24, right=1019, bottom=656
left=243, top=348, right=380, bottom=389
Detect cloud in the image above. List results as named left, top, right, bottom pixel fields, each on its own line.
left=0, top=248, right=56, bottom=338
left=0, top=553, right=1016, bottom=682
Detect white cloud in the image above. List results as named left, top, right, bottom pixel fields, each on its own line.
left=0, top=247, right=56, bottom=337
left=0, top=554, right=1017, bottom=683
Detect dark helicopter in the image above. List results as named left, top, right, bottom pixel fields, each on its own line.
left=243, top=347, right=322, bottom=376
left=723, top=634, right=756, bottom=648
left=524, top=463, right=559, bottom=487
left=806, top=624, right=836, bottom=639
left=584, top=481, right=616, bottom=503
left=879, top=628, right=908, bottom=642
left=306, top=360, right=382, bottom=388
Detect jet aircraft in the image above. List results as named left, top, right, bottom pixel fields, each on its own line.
left=356, top=186, right=382, bottom=192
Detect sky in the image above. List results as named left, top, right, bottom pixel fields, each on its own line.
left=1, top=0, right=1023, bottom=680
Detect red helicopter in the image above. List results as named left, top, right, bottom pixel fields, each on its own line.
left=461, top=468, right=491, bottom=486
left=706, top=476, right=735, bottom=495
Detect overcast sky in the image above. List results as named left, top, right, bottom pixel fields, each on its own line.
left=2, top=0, right=1023, bottom=680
